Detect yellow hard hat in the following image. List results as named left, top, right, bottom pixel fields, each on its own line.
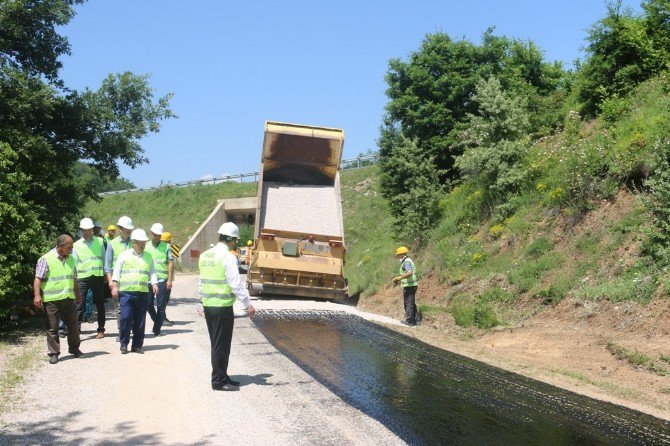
left=395, top=246, right=409, bottom=255
left=161, top=231, right=173, bottom=242
left=107, top=225, right=117, bottom=231
left=247, top=240, right=253, bottom=246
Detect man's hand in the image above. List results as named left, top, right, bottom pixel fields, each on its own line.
left=152, top=284, right=159, bottom=296
left=76, top=294, right=83, bottom=305
left=33, top=294, right=42, bottom=310
left=246, top=305, right=256, bottom=318
left=166, top=280, right=172, bottom=290
left=111, top=283, right=119, bottom=301
left=392, top=276, right=401, bottom=284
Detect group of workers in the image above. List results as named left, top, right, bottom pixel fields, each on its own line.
left=33, top=216, right=255, bottom=392
left=33, top=216, right=178, bottom=363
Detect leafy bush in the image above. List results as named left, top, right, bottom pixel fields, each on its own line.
left=0, top=143, right=47, bottom=327
left=525, top=237, right=554, bottom=258
left=451, top=294, right=500, bottom=329
left=456, top=77, right=531, bottom=219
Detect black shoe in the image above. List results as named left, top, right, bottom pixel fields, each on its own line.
left=69, top=349, right=84, bottom=358
left=164, top=319, right=174, bottom=326
left=58, top=331, right=66, bottom=338
left=131, top=347, right=144, bottom=354
left=49, top=354, right=59, bottom=364
left=120, top=345, right=128, bottom=354
left=226, top=377, right=240, bottom=387
left=212, top=383, right=238, bottom=391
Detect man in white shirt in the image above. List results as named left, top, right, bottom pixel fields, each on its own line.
left=199, top=222, right=256, bottom=391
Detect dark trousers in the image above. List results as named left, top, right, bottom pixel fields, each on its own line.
left=76, top=275, right=105, bottom=332
left=44, top=298, right=80, bottom=356
left=119, top=291, right=149, bottom=349
left=204, top=306, right=234, bottom=387
left=147, top=281, right=167, bottom=334
left=403, top=286, right=418, bottom=325
left=164, top=287, right=171, bottom=320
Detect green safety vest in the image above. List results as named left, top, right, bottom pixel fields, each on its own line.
left=73, top=237, right=104, bottom=279
left=118, top=251, right=153, bottom=292
left=199, top=245, right=235, bottom=307
left=40, top=251, right=76, bottom=302
left=110, top=236, right=131, bottom=265
left=399, top=256, right=418, bottom=288
left=146, top=241, right=169, bottom=280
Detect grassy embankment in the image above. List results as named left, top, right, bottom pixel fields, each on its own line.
left=84, top=182, right=258, bottom=257
left=85, top=76, right=670, bottom=333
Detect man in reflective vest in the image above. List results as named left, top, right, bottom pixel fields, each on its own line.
left=146, top=222, right=173, bottom=336
left=199, top=222, right=256, bottom=391
left=111, top=229, right=158, bottom=354
left=105, top=215, right=134, bottom=340
left=392, top=246, right=419, bottom=326
left=73, top=218, right=106, bottom=338
left=33, top=234, right=84, bottom=364
left=160, top=231, right=179, bottom=326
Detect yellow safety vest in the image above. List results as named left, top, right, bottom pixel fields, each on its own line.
left=199, top=245, right=235, bottom=307
left=74, top=237, right=104, bottom=279
left=118, top=251, right=153, bottom=292
left=399, top=256, right=418, bottom=288
left=40, top=251, right=76, bottom=302
left=146, top=241, right=169, bottom=280
left=111, top=236, right=131, bottom=265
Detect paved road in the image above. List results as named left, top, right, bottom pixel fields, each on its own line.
left=0, top=274, right=403, bottom=446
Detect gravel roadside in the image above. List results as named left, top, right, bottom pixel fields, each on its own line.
left=0, top=274, right=403, bottom=446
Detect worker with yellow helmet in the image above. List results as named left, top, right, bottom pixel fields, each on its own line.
left=159, top=231, right=178, bottom=326
left=392, top=246, right=419, bottom=326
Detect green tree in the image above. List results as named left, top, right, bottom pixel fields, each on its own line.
left=378, top=134, right=443, bottom=243
left=382, top=29, right=563, bottom=187
left=455, top=77, right=530, bottom=219
left=0, top=0, right=174, bottom=319
left=574, top=0, right=670, bottom=116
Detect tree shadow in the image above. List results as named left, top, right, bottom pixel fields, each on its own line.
left=164, top=320, right=194, bottom=326
left=0, top=410, right=212, bottom=445
left=167, top=297, right=201, bottom=306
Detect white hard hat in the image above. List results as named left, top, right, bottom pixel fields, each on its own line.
left=117, top=216, right=134, bottom=230
left=150, top=223, right=164, bottom=235
left=79, top=218, right=94, bottom=230
left=217, top=222, right=240, bottom=238
left=130, top=229, right=149, bottom=242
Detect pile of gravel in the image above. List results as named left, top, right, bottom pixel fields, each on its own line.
left=260, top=182, right=343, bottom=236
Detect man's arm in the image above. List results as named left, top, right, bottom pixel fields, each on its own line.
left=104, top=242, right=114, bottom=285
left=166, top=248, right=174, bottom=290
left=33, top=277, right=43, bottom=310
left=222, top=253, right=255, bottom=317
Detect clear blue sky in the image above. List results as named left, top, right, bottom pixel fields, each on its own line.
left=59, top=0, right=641, bottom=188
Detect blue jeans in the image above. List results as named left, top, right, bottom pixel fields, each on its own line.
left=119, top=291, right=149, bottom=349
left=147, top=281, right=167, bottom=335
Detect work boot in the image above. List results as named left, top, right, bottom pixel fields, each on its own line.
left=48, top=354, right=59, bottom=365
left=120, top=345, right=128, bottom=354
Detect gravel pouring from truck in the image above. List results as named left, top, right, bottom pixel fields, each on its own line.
left=247, top=121, right=347, bottom=300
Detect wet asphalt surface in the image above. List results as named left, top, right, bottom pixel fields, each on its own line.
left=253, top=310, right=670, bottom=446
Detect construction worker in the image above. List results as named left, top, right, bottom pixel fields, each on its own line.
left=33, top=234, right=84, bottom=364
left=146, top=223, right=173, bottom=336
left=104, top=216, right=134, bottom=340
left=111, top=229, right=158, bottom=354
left=392, top=246, right=419, bottom=326
left=93, top=221, right=103, bottom=238
left=245, top=240, right=252, bottom=265
left=73, top=218, right=106, bottom=338
left=161, top=231, right=178, bottom=326
left=199, top=222, right=256, bottom=391
left=104, top=225, right=116, bottom=243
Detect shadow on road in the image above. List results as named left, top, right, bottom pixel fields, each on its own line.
left=230, top=373, right=274, bottom=387
left=0, top=411, right=212, bottom=445
left=58, top=351, right=110, bottom=362
left=142, top=344, right=180, bottom=351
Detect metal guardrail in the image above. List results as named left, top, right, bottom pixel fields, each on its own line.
left=99, top=154, right=378, bottom=197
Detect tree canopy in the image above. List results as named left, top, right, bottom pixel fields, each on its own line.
left=0, top=0, right=174, bottom=323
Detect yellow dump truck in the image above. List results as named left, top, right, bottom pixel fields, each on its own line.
left=247, top=121, right=347, bottom=300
